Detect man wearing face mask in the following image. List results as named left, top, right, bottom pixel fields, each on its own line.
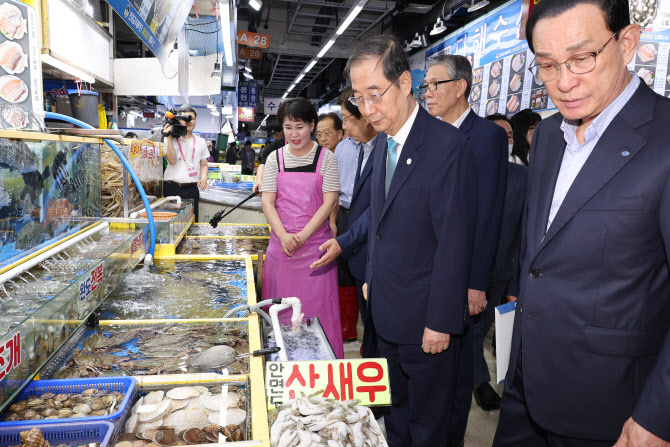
left=422, top=54, right=507, bottom=446
left=163, top=104, right=210, bottom=221
left=488, top=113, right=522, bottom=164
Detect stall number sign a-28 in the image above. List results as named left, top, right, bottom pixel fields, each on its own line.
left=0, top=331, right=21, bottom=381
left=236, top=31, right=270, bottom=49
left=79, top=262, right=103, bottom=302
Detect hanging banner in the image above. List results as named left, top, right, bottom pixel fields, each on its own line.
left=410, top=0, right=554, bottom=116
left=238, top=107, right=255, bottom=122
left=263, top=97, right=285, bottom=115
left=237, top=80, right=258, bottom=108
left=106, top=0, right=194, bottom=65
left=236, top=31, right=271, bottom=49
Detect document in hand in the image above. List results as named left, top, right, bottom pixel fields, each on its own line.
left=495, top=301, right=517, bottom=384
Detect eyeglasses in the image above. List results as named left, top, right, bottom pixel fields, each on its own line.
left=349, top=82, right=395, bottom=107
left=528, top=32, right=618, bottom=82
left=417, top=79, right=457, bottom=93
left=341, top=113, right=353, bottom=125
left=316, top=131, right=335, bottom=139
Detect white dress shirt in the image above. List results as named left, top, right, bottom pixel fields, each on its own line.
left=387, top=102, right=419, bottom=163
left=361, top=133, right=378, bottom=172
left=452, top=108, right=472, bottom=129
left=547, top=75, right=640, bottom=230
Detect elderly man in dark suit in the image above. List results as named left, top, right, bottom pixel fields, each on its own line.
left=494, top=1, right=670, bottom=446
left=422, top=54, right=507, bottom=446
left=345, top=35, right=477, bottom=446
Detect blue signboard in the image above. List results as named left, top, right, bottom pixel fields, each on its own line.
left=106, top=0, right=194, bottom=65
left=237, top=81, right=258, bottom=108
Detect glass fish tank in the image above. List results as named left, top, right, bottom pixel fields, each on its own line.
left=176, top=237, right=269, bottom=256
left=187, top=224, right=270, bottom=237
left=0, top=134, right=102, bottom=270
left=97, top=260, right=248, bottom=320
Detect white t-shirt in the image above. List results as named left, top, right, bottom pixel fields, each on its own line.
left=164, top=135, right=210, bottom=183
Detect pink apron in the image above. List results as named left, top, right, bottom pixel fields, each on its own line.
left=262, top=146, right=343, bottom=358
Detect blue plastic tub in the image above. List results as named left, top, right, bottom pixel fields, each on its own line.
left=0, top=377, right=136, bottom=427
left=0, top=421, right=114, bottom=447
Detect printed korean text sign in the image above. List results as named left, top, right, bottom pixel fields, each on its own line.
left=265, top=359, right=391, bottom=409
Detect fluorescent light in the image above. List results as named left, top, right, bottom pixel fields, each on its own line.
left=42, top=54, right=95, bottom=84
left=430, top=18, right=447, bottom=35
left=295, top=73, right=305, bottom=84
left=467, top=0, right=489, bottom=12
left=220, top=0, right=234, bottom=67
left=244, top=59, right=252, bottom=72
left=336, top=5, right=363, bottom=35
left=305, top=60, right=318, bottom=73
left=282, top=93, right=288, bottom=98
left=317, top=39, right=336, bottom=58
left=287, top=84, right=296, bottom=92
left=243, top=71, right=254, bottom=79
left=249, top=0, right=262, bottom=10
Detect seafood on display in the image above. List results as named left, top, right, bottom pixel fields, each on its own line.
left=1, top=103, right=29, bottom=128
left=0, top=3, right=26, bottom=40
left=511, top=52, right=525, bottom=72
left=490, top=61, right=502, bottom=78
left=507, top=95, right=520, bottom=114
left=509, top=73, right=522, bottom=92
left=637, top=43, right=657, bottom=63
left=269, top=394, right=387, bottom=447
left=0, top=75, right=28, bottom=103
left=488, top=79, right=500, bottom=97
left=486, top=99, right=498, bottom=116
left=3, top=389, right=125, bottom=422
left=116, top=385, right=247, bottom=445
left=637, top=67, right=654, bottom=85
left=0, top=41, right=26, bottom=74
left=470, top=84, right=481, bottom=102
left=12, top=428, right=101, bottom=447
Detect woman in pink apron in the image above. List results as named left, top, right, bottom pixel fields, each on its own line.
left=260, top=98, right=343, bottom=358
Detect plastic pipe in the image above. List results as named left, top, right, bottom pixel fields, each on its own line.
left=0, top=222, right=109, bottom=286
left=268, top=297, right=303, bottom=362
left=130, top=196, right=181, bottom=218
left=43, top=112, right=156, bottom=260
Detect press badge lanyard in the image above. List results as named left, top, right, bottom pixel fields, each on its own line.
left=176, top=137, right=198, bottom=177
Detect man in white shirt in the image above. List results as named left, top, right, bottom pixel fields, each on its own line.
left=163, top=104, right=210, bottom=221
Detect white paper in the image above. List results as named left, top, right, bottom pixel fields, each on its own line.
left=495, top=301, right=517, bottom=384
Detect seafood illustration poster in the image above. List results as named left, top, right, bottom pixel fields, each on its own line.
left=413, top=0, right=555, bottom=117
left=0, top=0, right=41, bottom=129
left=106, top=0, right=194, bottom=65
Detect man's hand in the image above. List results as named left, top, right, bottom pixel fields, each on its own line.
left=422, top=328, right=450, bottom=354
left=197, top=177, right=209, bottom=191
left=279, top=233, right=300, bottom=256
left=468, top=288, right=487, bottom=316
left=362, top=283, right=368, bottom=300
left=614, top=418, right=670, bottom=447
left=507, top=295, right=518, bottom=302
left=310, top=239, right=342, bottom=269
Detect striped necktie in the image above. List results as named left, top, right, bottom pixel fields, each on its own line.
left=385, top=137, right=398, bottom=197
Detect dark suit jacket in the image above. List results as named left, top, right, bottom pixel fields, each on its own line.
left=488, top=162, right=527, bottom=303
left=508, top=82, right=670, bottom=441
left=459, top=110, right=508, bottom=291
left=365, top=106, right=477, bottom=344
left=336, top=137, right=377, bottom=281
left=225, top=147, right=237, bottom=164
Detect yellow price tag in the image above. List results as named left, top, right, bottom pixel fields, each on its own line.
left=129, top=141, right=142, bottom=159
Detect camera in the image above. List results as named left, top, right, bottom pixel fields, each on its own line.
left=162, top=110, right=192, bottom=138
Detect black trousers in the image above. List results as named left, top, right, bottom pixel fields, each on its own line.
left=378, top=334, right=462, bottom=447
left=493, top=364, right=616, bottom=447
left=241, top=167, right=254, bottom=175
left=336, top=207, right=355, bottom=287
left=163, top=181, right=200, bottom=222
left=447, top=318, right=474, bottom=444
left=355, top=279, right=378, bottom=358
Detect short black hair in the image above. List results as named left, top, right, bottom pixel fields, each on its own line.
left=345, top=35, right=410, bottom=86
left=273, top=127, right=283, bottom=134
left=318, top=113, right=343, bottom=132
left=338, top=86, right=362, bottom=119
left=277, top=97, right=318, bottom=127
left=125, top=131, right=138, bottom=139
left=486, top=113, right=510, bottom=124
left=177, top=104, right=197, bottom=117
left=510, top=109, right=542, bottom=166
left=526, top=0, right=629, bottom=53
left=244, top=140, right=252, bottom=146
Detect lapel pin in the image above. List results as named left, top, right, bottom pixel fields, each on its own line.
left=621, top=151, right=630, bottom=157
left=407, top=158, right=412, bottom=165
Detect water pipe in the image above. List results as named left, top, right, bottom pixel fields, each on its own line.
left=43, top=112, right=156, bottom=261
left=129, top=196, right=182, bottom=219
left=0, top=222, right=109, bottom=286
left=268, top=297, right=303, bottom=362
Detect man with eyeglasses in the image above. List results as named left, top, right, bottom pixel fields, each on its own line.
left=493, top=1, right=670, bottom=447
left=421, top=54, right=507, bottom=446
left=345, top=35, right=477, bottom=446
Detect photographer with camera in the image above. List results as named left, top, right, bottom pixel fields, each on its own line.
left=162, top=104, right=210, bottom=221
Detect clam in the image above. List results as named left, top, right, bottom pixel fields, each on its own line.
left=115, top=434, right=138, bottom=442
left=88, top=398, right=107, bottom=411
left=143, top=391, right=164, bottom=405
left=140, top=429, right=159, bottom=441
left=182, top=429, right=206, bottom=445
left=23, top=409, right=38, bottom=418
left=72, top=413, right=89, bottom=418
left=91, top=409, right=108, bottom=416
left=166, top=388, right=200, bottom=400
left=131, top=397, right=145, bottom=415
left=58, top=409, right=73, bottom=418
left=203, top=394, right=238, bottom=411
left=54, top=394, right=69, bottom=402
left=40, top=393, right=56, bottom=400
left=82, top=388, right=98, bottom=397
left=153, top=428, right=178, bottom=446
left=113, top=442, right=135, bottom=447
left=72, top=404, right=91, bottom=414
left=138, top=399, right=171, bottom=423
left=26, top=399, right=45, bottom=407
left=225, top=408, right=246, bottom=426
left=133, top=441, right=149, bottom=447
left=9, top=402, right=26, bottom=413
left=41, top=408, right=59, bottom=417
left=135, top=419, right=164, bottom=433
left=125, top=413, right=139, bottom=433
left=5, top=413, right=21, bottom=421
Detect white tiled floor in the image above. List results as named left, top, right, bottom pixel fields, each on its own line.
left=343, top=315, right=502, bottom=446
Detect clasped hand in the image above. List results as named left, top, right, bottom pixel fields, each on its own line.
left=280, top=232, right=302, bottom=256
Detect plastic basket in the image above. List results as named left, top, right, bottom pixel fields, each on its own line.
left=0, top=421, right=115, bottom=447
left=139, top=211, right=176, bottom=220
left=0, top=377, right=136, bottom=428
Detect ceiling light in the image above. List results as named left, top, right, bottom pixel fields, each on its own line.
left=305, top=60, right=317, bottom=73
left=222, top=104, right=233, bottom=115
left=287, top=84, right=296, bottom=93
left=244, top=59, right=252, bottom=72
left=409, top=33, right=423, bottom=48
left=317, top=39, right=336, bottom=58
left=467, top=0, right=489, bottom=12
left=211, top=62, right=222, bottom=77
left=430, top=18, right=447, bottom=35
left=42, top=54, right=95, bottom=84
left=249, top=0, right=262, bottom=10
left=220, top=0, right=234, bottom=67
left=295, top=73, right=305, bottom=84
left=282, top=93, right=288, bottom=98
left=336, top=5, right=364, bottom=35
left=243, top=71, right=254, bottom=79
left=206, top=97, right=216, bottom=109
